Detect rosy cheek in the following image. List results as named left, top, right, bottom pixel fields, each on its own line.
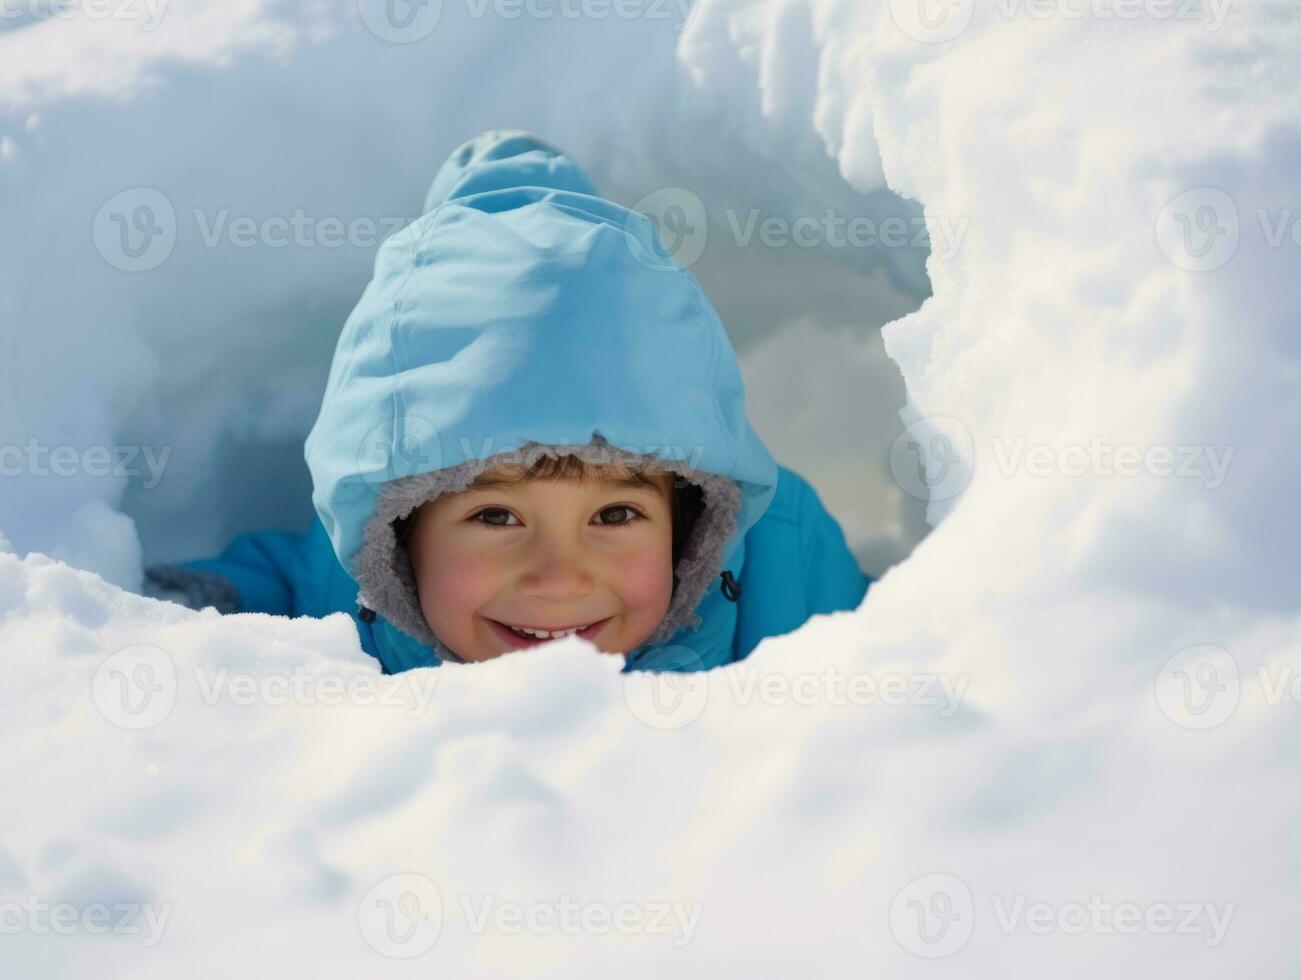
left=611, top=549, right=675, bottom=615
left=417, top=546, right=500, bottom=627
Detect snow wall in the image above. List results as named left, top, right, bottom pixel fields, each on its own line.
left=1, top=0, right=1298, bottom=975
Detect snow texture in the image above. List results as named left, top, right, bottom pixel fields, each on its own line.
left=1, top=0, right=1298, bottom=975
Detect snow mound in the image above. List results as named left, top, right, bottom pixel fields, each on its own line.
left=2, top=0, right=1299, bottom=975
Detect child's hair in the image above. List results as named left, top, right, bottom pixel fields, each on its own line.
left=392, top=455, right=705, bottom=591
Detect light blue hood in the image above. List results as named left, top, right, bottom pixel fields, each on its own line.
left=304, top=129, right=779, bottom=671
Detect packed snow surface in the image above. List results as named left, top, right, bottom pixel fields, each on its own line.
left=1, top=0, right=1298, bottom=974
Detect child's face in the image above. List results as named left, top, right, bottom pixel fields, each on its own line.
left=405, top=464, right=677, bottom=663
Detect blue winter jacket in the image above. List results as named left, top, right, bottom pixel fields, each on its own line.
left=149, top=129, right=870, bottom=674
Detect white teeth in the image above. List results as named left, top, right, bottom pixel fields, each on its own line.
left=507, top=624, right=589, bottom=639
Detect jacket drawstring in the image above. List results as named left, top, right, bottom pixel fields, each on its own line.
left=720, top=570, right=741, bottom=602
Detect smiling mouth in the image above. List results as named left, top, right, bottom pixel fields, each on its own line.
left=485, top=617, right=611, bottom=648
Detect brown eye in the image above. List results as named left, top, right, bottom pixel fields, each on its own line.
left=596, top=505, right=643, bottom=526
left=472, top=508, right=519, bottom=528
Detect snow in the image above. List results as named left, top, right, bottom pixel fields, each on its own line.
left=2, top=0, right=1299, bottom=975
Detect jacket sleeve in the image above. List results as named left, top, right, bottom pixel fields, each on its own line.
left=795, top=474, right=872, bottom=616
left=141, top=515, right=351, bottom=619
left=732, top=465, right=872, bottom=662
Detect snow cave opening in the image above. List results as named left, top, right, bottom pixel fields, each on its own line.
left=117, top=137, right=934, bottom=646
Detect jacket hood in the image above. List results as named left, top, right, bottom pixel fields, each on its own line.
left=304, top=129, right=778, bottom=669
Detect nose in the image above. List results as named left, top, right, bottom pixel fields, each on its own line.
left=515, top=530, right=595, bottom=602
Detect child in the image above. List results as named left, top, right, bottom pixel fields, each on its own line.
left=143, top=129, right=871, bottom=673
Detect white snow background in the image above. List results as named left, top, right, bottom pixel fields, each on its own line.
left=1, top=0, right=1299, bottom=975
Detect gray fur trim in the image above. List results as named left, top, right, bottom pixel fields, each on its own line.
left=353, top=436, right=741, bottom=664
left=143, top=564, right=242, bottom=614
